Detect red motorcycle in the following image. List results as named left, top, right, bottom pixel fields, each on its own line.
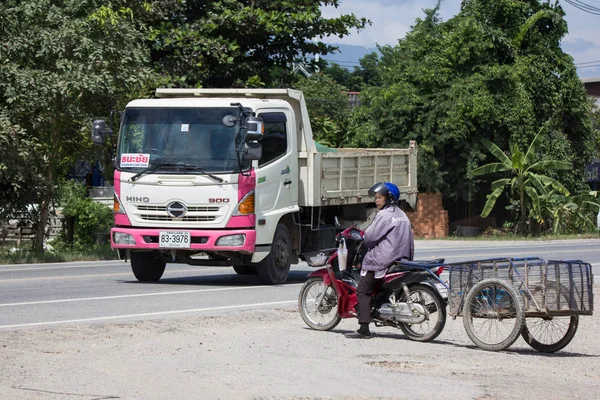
left=298, top=222, right=448, bottom=342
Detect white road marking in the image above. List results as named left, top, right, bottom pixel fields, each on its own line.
left=0, top=264, right=222, bottom=273
left=0, top=260, right=125, bottom=270
left=0, top=267, right=235, bottom=282
left=0, top=300, right=297, bottom=329
left=0, top=284, right=302, bottom=307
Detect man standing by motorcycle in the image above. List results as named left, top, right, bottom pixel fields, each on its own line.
left=345, top=182, right=415, bottom=339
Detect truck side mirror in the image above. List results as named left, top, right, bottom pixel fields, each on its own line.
left=245, top=116, right=264, bottom=142
left=242, top=142, right=262, bottom=161
left=91, top=120, right=113, bottom=145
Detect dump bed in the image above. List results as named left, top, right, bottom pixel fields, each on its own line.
left=300, top=144, right=417, bottom=208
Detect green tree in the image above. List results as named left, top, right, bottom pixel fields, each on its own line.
left=353, top=52, right=381, bottom=89
left=472, top=132, right=571, bottom=234
left=143, top=0, right=368, bottom=88
left=0, top=0, right=153, bottom=251
left=323, top=52, right=380, bottom=91
left=346, top=1, right=598, bottom=206
left=323, top=63, right=355, bottom=91
left=293, top=74, right=350, bottom=147
left=0, top=116, right=48, bottom=225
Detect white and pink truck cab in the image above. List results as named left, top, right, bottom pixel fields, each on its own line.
left=91, top=89, right=418, bottom=284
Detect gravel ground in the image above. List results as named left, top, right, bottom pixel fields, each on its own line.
left=0, top=285, right=598, bottom=400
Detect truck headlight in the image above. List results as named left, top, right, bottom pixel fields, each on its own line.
left=113, top=232, right=136, bottom=245
left=216, top=234, right=245, bottom=246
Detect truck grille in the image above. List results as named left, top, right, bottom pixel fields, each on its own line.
left=132, top=203, right=226, bottom=224
left=140, top=215, right=217, bottom=222
left=136, top=206, right=220, bottom=213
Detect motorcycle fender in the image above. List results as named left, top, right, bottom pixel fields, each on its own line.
left=307, top=268, right=333, bottom=286
left=420, top=278, right=449, bottom=301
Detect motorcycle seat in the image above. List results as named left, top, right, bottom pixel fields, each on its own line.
left=387, top=258, right=445, bottom=273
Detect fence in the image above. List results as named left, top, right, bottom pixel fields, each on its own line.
left=0, top=214, right=63, bottom=245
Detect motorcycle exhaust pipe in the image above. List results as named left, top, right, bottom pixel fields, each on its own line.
left=378, top=303, right=427, bottom=324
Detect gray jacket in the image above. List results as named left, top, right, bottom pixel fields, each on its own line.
left=361, top=205, right=414, bottom=272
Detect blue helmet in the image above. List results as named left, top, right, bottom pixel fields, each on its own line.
left=368, top=182, right=400, bottom=204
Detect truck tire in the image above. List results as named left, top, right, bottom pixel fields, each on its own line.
left=130, top=251, right=166, bottom=282
left=257, top=223, right=291, bottom=285
left=233, top=265, right=258, bottom=275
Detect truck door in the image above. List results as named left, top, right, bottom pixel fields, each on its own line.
left=254, top=111, right=298, bottom=217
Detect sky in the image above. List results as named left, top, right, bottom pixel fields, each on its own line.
left=320, top=0, right=600, bottom=79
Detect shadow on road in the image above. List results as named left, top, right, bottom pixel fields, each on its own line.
left=119, top=270, right=310, bottom=287
left=301, top=327, right=599, bottom=358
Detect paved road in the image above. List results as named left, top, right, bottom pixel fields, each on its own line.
left=1, top=239, right=598, bottom=330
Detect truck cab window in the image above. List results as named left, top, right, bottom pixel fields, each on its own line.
left=258, top=112, right=288, bottom=167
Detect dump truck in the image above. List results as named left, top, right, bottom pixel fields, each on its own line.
left=91, top=88, right=417, bottom=284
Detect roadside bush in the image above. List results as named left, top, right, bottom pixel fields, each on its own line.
left=56, top=181, right=113, bottom=251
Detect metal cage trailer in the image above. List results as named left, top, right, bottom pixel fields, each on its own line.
left=447, top=257, right=594, bottom=352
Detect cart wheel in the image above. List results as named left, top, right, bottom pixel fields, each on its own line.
left=521, top=282, right=579, bottom=353
left=462, top=279, right=525, bottom=351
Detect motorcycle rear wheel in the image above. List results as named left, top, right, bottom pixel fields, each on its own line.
left=398, top=284, right=447, bottom=342
left=298, top=277, right=342, bottom=331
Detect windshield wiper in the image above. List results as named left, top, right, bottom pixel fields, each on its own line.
left=129, top=162, right=224, bottom=183
left=184, top=165, right=224, bottom=183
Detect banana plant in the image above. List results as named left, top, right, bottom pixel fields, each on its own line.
left=472, top=130, right=572, bottom=234
left=539, top=191, right=600, bottom=234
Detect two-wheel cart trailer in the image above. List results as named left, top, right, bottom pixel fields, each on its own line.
left=446, top=257, right=594, bottom=352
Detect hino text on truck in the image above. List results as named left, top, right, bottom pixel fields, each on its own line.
left=91, top=89, right=418, bottom=285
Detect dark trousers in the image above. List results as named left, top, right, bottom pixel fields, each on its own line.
left=357, top=271, right=382, bottom=325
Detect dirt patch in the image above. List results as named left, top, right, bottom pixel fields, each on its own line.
left=1, top=287, right=598, bottom=400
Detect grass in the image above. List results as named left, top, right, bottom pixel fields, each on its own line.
left=0, top=241, right=118, bottom=265
left=417, top=232, right=600, bottom=241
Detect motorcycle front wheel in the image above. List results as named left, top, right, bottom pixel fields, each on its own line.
left=398, top=284, right=447, bottom=342
left=298, top=277, right=342, bottom=331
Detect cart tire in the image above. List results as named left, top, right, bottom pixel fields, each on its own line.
left=521, top=282, right=579, bottom=353
left=462, top=279, right=525, bottom=351
left=298, top=277, right=341, bottom=331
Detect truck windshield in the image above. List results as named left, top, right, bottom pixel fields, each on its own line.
left=116, top=107, right=248, bottom=173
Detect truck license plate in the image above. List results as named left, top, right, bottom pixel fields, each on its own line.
left=159, top=231, right=191, bottom=248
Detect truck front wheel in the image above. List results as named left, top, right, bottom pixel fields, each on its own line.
left=233, top=265, right=258, bottom=275
left=257, top=223, right=291, bottom=285
left=130, top=251, right=166, bottom=282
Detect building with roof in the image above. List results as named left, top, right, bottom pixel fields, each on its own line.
left=582, top=77, right=600, bottom=189
left=582, top=77, right=600, bottom=106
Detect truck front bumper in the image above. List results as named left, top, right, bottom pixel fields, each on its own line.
left=110, top=227, right=256, bottom=254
